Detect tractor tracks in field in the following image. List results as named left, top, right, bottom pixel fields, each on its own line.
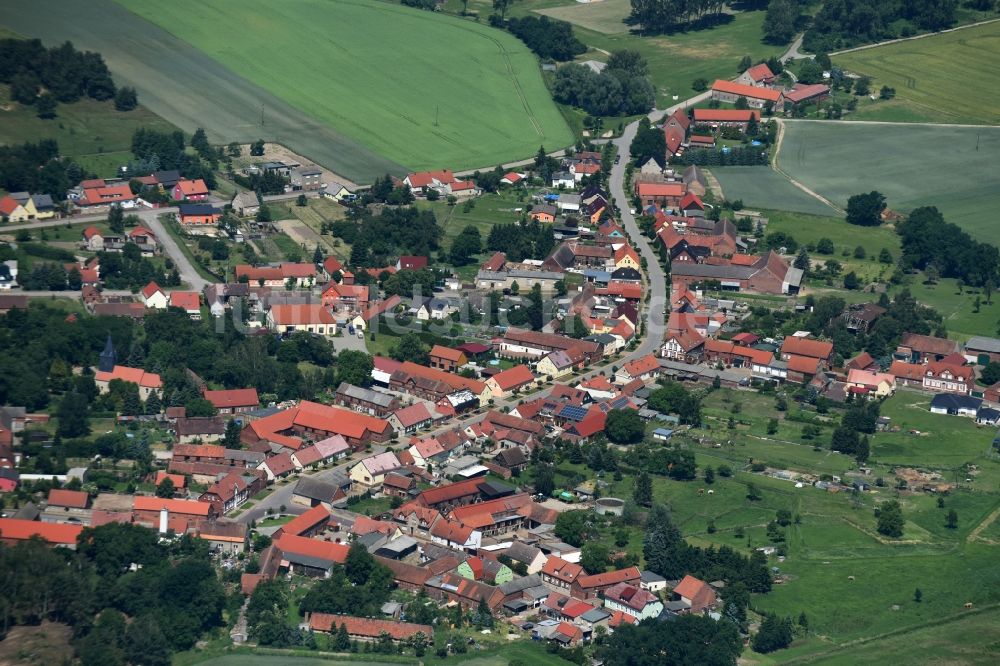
left=772, top=119, right=845, bottom=214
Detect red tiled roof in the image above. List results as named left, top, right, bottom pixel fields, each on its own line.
left=711, top=79, right=782, bottom=101
left=418, top=477, right=484, bottom=506
left=786, top=354, right=821, bottom=375
left=781, top=336, right=833, bottom=360
left=175, top=179, right=209, bottom=196
left=0, top=196, right=20, bottom=216
left=278, top=505, right=331, bottom=537
left=637, top=182, right=686, bottom=197
left=310, top=613, right=432, bottom=640
left=489, top=364, right=535, bottom=391
left=173, top=443, right=225, bottom=459
left=542, top=556, right=583, bottom=582
left=269, top=304, right=336, bottom=326
left=622, top=354, right=658, bottom=378
left=692, top=108, right=760, bottom=123
left=204, top=388, right=259, bottom=409
left=169, top=291, right=200, bottom=312
left=323, top=256, right=343, bottom=274
left=430, top=345, right=465, bottom=363
left=575, top=566, right=640, bottom=588
left=95, top=365, right=163, bottom=389
left=406, top=170, right=456, bottom=188
left=889, top=360, right=925, bottom=382
left=0, top=518, right=82, bottom=545
left=133, top=496, right=212, bottom=516
left=275, top=533, right=349, bottom=564
left=141, top=281, right=163, bottom=299
left=745, top=63, right=774, bottom=82
left=784, top=83, right=830, bottom=103
left=47, top=488, right=89, bottom=509
left=394, top=403, right=434, bottom=429
left=430, top=519, right=474, bottom=544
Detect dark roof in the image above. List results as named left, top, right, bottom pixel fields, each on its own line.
left=293, top=477, right=339, bottom=502
left=930, top=393, right=981, bottom=412
left=178, top=203, right=219, bottom=216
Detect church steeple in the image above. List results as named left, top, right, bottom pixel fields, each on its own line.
left=98, top=334, right=117, bottom=373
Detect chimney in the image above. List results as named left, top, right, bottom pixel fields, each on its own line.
left=159, top=507, right=169, bottom=534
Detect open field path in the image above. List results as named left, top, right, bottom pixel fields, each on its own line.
left=771, top=120, right=846, bottom=214
left=782, top=118, right=1000, bottom=129
left=1, top=0, right=406, bottom=184
left=967, top=504, right=1000, bottom=543
left=830, top=17, right=1000, bottom=56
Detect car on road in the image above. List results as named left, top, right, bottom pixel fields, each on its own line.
left=614, top=155, right=621, bottom=164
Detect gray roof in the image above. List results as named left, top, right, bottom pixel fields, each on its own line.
left=508, top=268, right=563, bottom=281
left=225, top=449, right=266, bottom=464
left=293, top=477, right=339, bottom=502
left=558, top=194, right=582, bottom=205
left=670, top=263, right=756, bottom=280
left=641, top=570, right=666, bottom=583
left=32, top=194, right=55, bottom=210
left=336, top=382, right=396, bottom=408
left=504, top=541, right=542, bottom=565
left=533, top=204, right=558, bottom=217
left=931, top=393, right=982, bottom=411
left=966, top=336, right=1000, bottom=354
left=784, top=266, right=804, bottom=287
left=499, top=573, right=544, bottom=595
left=580, top=607, right=611, bottom=623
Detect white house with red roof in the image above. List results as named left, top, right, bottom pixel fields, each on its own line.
left=737, top=63, right=775, bottom=87
left=485, top=364, right=536, bottom=398
left=501, top=172, right=524, bottom=186
left=404, top=169, right=456, bottom=192
left=141, top=282, right=168, bottom=309
left=95, top=365, right=163, bottom=400
left=615, top=354, right=660, bottom=384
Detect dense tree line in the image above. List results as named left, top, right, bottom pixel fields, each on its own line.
left=552, top=59, right=655, bottom=117
left=629, top=0, right=730, bottom=33
left=506, top=16, right=586, bottom=61
left=803, top=0, right=957, bottom=52
left=98, top=247, right=180, bottom=290
left=624, top=442, right=698, bottom=480
left=330, top=206, right=441, bottom=267
left=0, top=139, right=82, bottom=201
left=898, top=206, right=999, bottom=287
left=130, top=129, right=217, bottom=189
left=672, top=145, right=769, bottom=166
left=486, top=219, right=555, bottom=262
left=299, top=543, right=393, bottom=617
left=0, top=39, right=116, bottom=107
left=644, top=504, right=772, bottom=592
left=0, top=523, right=225, bottom=665
left=601, top=614, right=743, bottom=666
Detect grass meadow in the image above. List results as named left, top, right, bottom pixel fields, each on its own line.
left=835, top=21, right=1000, bottom=125
left=117, top=0, right=573, bottom=174
left=0, top=84, right=177, bottom=178
left=775, top=121, right=1000, bottom=244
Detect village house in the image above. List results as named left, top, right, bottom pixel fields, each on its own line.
left=291, top=476, right=348, bottom=509
left=0, top=519, right=83, bottom=548
left=670, top=251, right=802, bottom=296
left=275, top=533, right=349, bottom=577
left=237, top=262, right=318, bottom=288
left=896, top=333, right=957, bottom=364
left=203, top=388, right=260, bottom=415
left=571, top=567, right=641, bottom=600
left=334, top=382, right=399, bottom=417
left=710, top=79, right=783, bottom=109
left=231, top=190, right=261, bottom=217
left=172, top=178, right=209, bottom=201
left=349, top=451, right=402, bottom=487
left=692, top=108, right=761, bottom=130
left=132, top=496, right=217, bottom=533
left=541, top=556, right=584, bottom=591
left=930, top=393, right=981, bottom=417
left=922, top=361, right=973, bottom=395
left=243, top=400, right=392, bottom=450
left=175, top=416, right=226, bottom=444
left=321, top=282, right=369, bottom=312
left=635, top=182, right=686, bottom=208
left=500, top=328, right=600, bottom=363
left=603, top=582, right=664, bottom=621
left=177, top=203, right=221, bottom=226
left=846, top=369, right=896, bottom=398
left=266, top=304, right=337, bottom=336
left=736, top=62, right=776, bottom=87
left=199, top=469, right=258, bottom=514
left=783, top=83, right=831, bottom=109
left=615, top=354, right=660, bottom=384
left=193, top=520, right=248, bottom=555
left=672, top=575, right=717, bottom=613
left=390, top=403, right=436, bottom=435
left=965, top=336, right=1000, bottom=365
left=309, top=614, right=432, bottom=644
left=94, top=365, right=162, bottom=401
left=169, top=291, right=202, bottom=319
left=486, top=364, right=536, bottom=398
left=429, top=345, right=467, bottom=372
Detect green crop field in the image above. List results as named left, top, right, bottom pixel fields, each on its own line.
left=903, top=277, right=1000, bottom=342
left=712, top=167, right=840, bottom=216
left=535, top=0, right=633, bottom=34
left=114, top=0, right=572, bottom=175
left=774, top=121, right=1000, bottom=244
left=835, top=21, right=1000, bottom=125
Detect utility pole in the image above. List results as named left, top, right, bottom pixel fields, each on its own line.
left=434, top=105, right=439, bottom=127
left=261, top=103, right=265, bottom=128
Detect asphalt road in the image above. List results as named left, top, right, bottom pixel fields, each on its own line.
left=237, top=446, right=384, bottom=525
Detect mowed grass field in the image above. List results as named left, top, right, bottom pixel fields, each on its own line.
left=712, top=167, right=840, bottom=216
left=117, top=0, right=573, bottom=174
left=835, top=21, right=1000, bottom=125
left=776, top=120, right=1000, bottom=244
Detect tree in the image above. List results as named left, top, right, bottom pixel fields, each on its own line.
left=704, top=466, right=715, bottom=484
left=190, top=128, right=211, bottom=158
left=493, top=0, right=512, bottom=21
left=746, top=483, right=762, bottom=501
left=125, top=615, right=171, bottom=666
left=57, top=391, right=90, bottom=438
left=336, top=350, right=374, bottom=387
left=981, top=362, right=1000, bottom=386
left=633, top=471, right=653, bottom=507
left=296, top=194, right=308, bottom=207
left=145, top=391, right=162, bottom=415
left=392, top=333, right=429, bottom=365
left=606, top=408, right=644, bottom=443
left=581, top=542, right=610, bottom=574
left=763, top=0, right=799, bottom=45
left=334, top=623, right=351, bottom=651
left=115, top=86, right=138, bottom=111
left=738, top=55, right=752, bottom=72
left=629, top=120, right=666, bottom=165
left=223, top=418, right=242, bottom=448
left=108, top=204, right=125, bottom=234
left=156, top=477, right=175, bottom=498
left=914, top=587, right=923, bottom=603
left=450, top=225, right=482, bottom=266
left=843, top=271, right=860, bottom=290
left=534, top=463, right=555, bottom=496
left=35, top=93, right=57, bottom=119
left=767, top=418, right=779, bottom=435
left=752, top=614, right=793, bottom=653
left=845, top=191, right=886, bottom=227
left=816, top=237, right=835, bottom=254
left=793, top=248, right=810, bottom=270
left=945, top=509, right=958, bottom=529
left=554, top=510, right=591, bottom=547
left=879, top=247, right=893, bottom=264
left=250, top=139, right=266, bottom=156
left=601, top=613, right=742, bottom=666
left=876, top=500, right=904, bottom=538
